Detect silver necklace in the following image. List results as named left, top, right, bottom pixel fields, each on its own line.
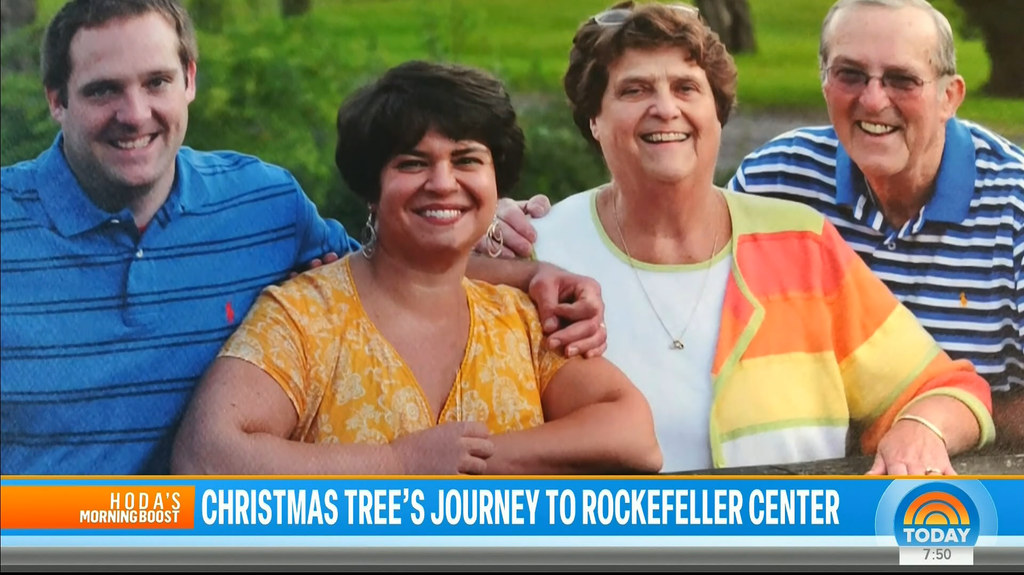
left=611, top=189, right=722, bottom=351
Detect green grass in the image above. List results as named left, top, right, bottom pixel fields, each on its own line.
left=322, top=0, right=1022, bottom=138
left=28, top=0, right=1024, bottom=138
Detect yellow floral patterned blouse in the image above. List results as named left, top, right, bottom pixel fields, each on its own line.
left=219, top=256, right=567, bottom=444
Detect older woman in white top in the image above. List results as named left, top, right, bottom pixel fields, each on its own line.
left=484, top=1, right=994, bottom=474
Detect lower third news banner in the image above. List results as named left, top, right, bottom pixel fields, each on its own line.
left=1, top=477, right=1022, bottom=568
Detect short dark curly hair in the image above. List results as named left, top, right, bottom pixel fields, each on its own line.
left=335, top=61, right=526, bottom=204
left=563, top=1, right=738, bottom=148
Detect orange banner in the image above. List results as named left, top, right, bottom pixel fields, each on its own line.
left=1, top=486, right=194, bottom=530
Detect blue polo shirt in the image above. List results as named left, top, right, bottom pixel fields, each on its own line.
left=729, top=118, right=1023, bottom=392
left=0, top=135, right=360, bottom=474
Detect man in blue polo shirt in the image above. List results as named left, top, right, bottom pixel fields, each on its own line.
left=0, top=0, right=607, bottom=475
left=727, top=0, right=1022, bottom=450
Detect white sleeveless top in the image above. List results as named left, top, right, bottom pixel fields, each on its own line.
left=533, top=188, right=732, bottom=472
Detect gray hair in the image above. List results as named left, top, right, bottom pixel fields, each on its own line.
left=819, top=0, right=957, bottom=81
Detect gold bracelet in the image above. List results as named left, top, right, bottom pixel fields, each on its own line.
left=896, top=414, right=948, bottom=447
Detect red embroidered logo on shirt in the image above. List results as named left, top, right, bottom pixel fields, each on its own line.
left=226, top=302, right=235, bottom=324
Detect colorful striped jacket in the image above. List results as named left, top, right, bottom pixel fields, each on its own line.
left=534, top=188, right=995, bottom=469
left=711, top=191, right=994, bottom=466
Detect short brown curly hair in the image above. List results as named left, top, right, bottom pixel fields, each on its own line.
left=335, top=61, right=525, bottom=204
left=563, top=1, right=738, bottom=148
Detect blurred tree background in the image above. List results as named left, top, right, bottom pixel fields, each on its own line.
left=3, top=0, right=1022, bottom=234
left=952, top=0, right=1023, bottom=98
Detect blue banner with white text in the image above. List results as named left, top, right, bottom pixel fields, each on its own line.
left=2, top=477, right=1021, bottom=544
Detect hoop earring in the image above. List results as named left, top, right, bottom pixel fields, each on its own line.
left=361, top=210, right=378, bottom=259
left=486, top=217, right=504, bottom=258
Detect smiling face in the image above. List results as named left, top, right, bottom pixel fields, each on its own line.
left=47, top=12, right=196, bottom=207
left=590, top=46, right=721, bottom=191
left=375, top=129, right=497, bottom=263
left=821, top=5, right=964, bottom=185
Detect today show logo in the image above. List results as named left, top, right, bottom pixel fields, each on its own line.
left=893, top=482, right=980, bottom=547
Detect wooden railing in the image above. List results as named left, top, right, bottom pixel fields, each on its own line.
left=670, top=452, right=1024, bottom=475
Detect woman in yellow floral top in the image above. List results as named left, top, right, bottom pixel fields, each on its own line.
left=171, top=61, right=662, bottom=475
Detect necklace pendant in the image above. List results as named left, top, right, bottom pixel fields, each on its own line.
left=671, top=340, right=685, bottom=350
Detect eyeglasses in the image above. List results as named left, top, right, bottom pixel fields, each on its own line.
left=825, top=66, right=943, bottom=99
left=592, top=4, right=699, bottom=27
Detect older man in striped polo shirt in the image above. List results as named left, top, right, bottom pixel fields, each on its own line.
left=489, top=0, right=1020, bottom=452
left=728, top=0, right=1022, bottom=450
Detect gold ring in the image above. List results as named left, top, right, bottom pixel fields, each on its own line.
left=924, top=467, right=942, bottom=475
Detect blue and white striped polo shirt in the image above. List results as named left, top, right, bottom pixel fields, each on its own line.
left=729, top=118, right=1023, bottom=392
left=0, top=135, right=359, bottom=474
